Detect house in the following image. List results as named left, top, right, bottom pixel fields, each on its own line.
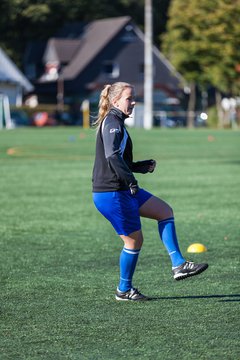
left=24, top=16, right=185, bottom=110
left=0, top=47, right=33, bottom=106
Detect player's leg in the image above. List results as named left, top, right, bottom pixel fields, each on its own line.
left=139, top=194, right=173, bottom=221
left=111, top=196, right=144, bottom=295
left=117, top=230, right=142, bottom=288
left=93, top=191, right=147, bottom=300
left=139, top=195, right=208, bottom=280
left=139, top=195, right=185, bottom=267
left=115, top=230, right=147, bottom=301
left=120, top=229, right=143, bottom=249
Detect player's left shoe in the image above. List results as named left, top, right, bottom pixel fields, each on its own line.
left=173, top=261, right=208, bottom=280
left=115, top=287, right=148, bottom=301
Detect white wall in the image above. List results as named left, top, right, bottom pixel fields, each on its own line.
left=0, top=83, right=22, bottom=106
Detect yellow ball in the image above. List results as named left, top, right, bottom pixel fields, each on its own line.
left=187, top=243, right=207, bottom=253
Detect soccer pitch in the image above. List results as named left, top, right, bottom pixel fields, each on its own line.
left=0, top=127, right=239, bottom=359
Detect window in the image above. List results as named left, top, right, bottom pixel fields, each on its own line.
left=102, top=62, right=119, bottom=78
left=121, top=25, right=136, bottom=42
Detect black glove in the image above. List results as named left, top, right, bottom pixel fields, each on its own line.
left=148, top=160, right=156, bottom=173
left=132, top=160, right=156, bottom=174
left=129, top=182, right=139, bottom=195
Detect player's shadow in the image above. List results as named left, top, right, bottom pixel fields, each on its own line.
left=149, top=294, right=240, bottom=302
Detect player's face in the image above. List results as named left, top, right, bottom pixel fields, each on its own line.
left=114, top=87, right=136, bottom=116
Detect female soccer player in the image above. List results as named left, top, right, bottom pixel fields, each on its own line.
left=92, top=82, right=208, bottom=301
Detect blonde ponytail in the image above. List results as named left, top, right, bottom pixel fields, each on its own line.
left=93, top=82, right=132, bottom=131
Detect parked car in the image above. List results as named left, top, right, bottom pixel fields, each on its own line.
left=153, top=104, right=186, bottom=127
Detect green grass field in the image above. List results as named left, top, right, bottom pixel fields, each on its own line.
left=0, top=127, right=239, bottom=359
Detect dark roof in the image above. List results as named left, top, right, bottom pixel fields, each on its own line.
left=35, top=16, right=185, bottom=96
left=61, top=16, right=131, bottom=80
left=0, top=47, right=33, bottom=92
left=133, top=27, right=185, bottom=86
left=43, top=38, right=81, bottom=64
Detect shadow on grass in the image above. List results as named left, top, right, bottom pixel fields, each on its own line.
left=149, top=294, right=240, bottom=302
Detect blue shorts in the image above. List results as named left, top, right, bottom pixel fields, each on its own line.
left=92, top=188, right=153, bottom=236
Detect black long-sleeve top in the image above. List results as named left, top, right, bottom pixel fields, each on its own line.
left=92, top=107, right=152, bottom=192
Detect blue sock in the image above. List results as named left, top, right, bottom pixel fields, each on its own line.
left=118, top=248, right=140, bottom=292
left=158, top=217, right=185, bottom=268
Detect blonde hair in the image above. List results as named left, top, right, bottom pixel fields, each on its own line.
left=93, top=82, right=133, bottom=131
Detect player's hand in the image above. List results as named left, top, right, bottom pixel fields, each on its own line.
left=129, top=182, right=139, bottom=195
left=148, top=160, right=156, bottom=173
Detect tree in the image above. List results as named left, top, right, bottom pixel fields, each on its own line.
left=0, top=0, right=169, bottom=69
left=200, top=0, right=240, bottom=95
left=162, top=0, right=240, bottom=127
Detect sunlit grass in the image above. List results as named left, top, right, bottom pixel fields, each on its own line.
left=0, top=127, right=239, bottom=359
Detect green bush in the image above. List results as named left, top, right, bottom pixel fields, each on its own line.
left=207, top=106, right=218, bottom=128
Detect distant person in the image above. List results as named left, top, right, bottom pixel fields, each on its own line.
left=92, top=82, right=208, bottom=301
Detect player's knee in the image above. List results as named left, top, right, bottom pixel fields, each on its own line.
left=159, top=203, right=174, bottom=220
left=168, top=205, right=174, bottom=218
left=121, top=230, right=143, bottom=249
left=138, top=237, right=144, bottom=248
left=133, top=233, right=144, bottom=249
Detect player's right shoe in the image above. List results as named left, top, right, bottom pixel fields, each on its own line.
left=115, top=288, right=148, bottom=301
left=173, top=261, right=208, bottom=280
